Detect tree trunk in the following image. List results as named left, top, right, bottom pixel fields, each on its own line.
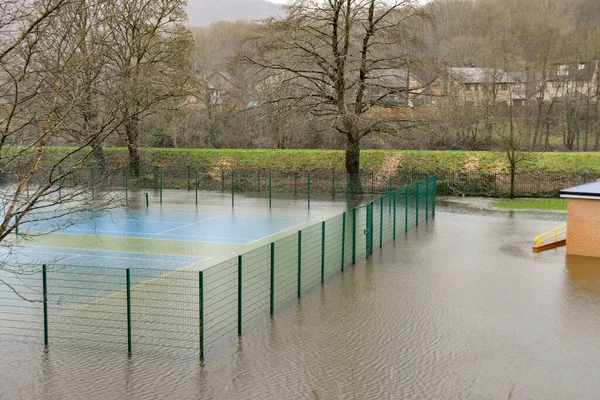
left=509, top=162, right=516, bottom=199
left=584, top=85, right=591, bottom=151
left=92, top=144, right=107, bottom=176
left=345, top=135, right=362, bottom=194
left=544, top=118, right=551, bottom=151
left=595, top=68, right=600, bottom=150
left=533, top=89, right=545, bottom=149
left=125, top=115, right=141, bottom=177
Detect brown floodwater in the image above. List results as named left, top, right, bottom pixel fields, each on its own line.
left=1, top=205, right=599, bottom=399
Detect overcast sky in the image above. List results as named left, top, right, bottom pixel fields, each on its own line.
left=267, top=0, right=430, bottom=4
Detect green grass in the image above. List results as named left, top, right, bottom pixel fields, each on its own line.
left=494, top=198, right=568, bottom=211
left=43, top=147, right=600, bottom=174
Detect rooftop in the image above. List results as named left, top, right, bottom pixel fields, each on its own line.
left=560, top=181, right=600, bottom=199
left=448, top=68, right=516, bottom=84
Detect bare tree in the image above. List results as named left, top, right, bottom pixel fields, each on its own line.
left=104, top=0, right=193, bottom=176
left=0, top=0, right=124, bottom=280
left=248, top=0, right=428, bottom=192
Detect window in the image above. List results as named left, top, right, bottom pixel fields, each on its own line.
left=557, top=64, right=569, bottom=76
left=500, top=83, right=508, bottom=91
left=210, top=90, right=222, bottom=105
left=578, top=63, right=586, bottom=70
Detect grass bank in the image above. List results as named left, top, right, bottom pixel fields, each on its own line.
left=494, top=198, right=568, bottom=211
left=46, top=147, right=600, bottom=174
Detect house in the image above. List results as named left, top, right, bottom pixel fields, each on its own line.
left=441, top=67, right=526, bottom=105
left=544, top=61, right=599, bottom=101
left=205, top=71, right=247, bottom=110
left=364, top=68, right=427, bottom=107
left=560, top=181, right=600, bottom=259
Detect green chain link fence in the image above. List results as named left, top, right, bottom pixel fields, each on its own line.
left=9, top=163, right=598, bottom=210
left=0, top=176, right=436, bottom=358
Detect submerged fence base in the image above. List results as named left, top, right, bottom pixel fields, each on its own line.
left=0, top=176, right=437, bottom=358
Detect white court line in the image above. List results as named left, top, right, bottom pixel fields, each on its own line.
left=156, top=216, right=223, bottom=235
left=102, top=218, right=184, bottom=224
left=55, top=255, right=81, bottom=263
left=23, top=250, right=204, bottom=264
left=57, top=227, right=255, bottom=242
left=23, top=244, right=204, bottom=258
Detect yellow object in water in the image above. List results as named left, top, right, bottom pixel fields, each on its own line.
left=534, top=225, right=567, bottom=246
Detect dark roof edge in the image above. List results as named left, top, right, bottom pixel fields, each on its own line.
left=560, top=191, right=600, bottom=199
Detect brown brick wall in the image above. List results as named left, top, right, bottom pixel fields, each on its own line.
left=566, top=198, right=600, bottom=258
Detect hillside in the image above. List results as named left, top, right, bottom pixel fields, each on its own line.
left=185, top=0, right=283, bottom=26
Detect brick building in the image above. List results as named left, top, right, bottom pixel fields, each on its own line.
left=560, top=182, right=600, bottom=259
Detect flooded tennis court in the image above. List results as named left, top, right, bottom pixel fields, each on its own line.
left=1, top=203, right=599, bottom=399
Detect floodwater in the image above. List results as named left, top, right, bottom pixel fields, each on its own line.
left=2, top=204, right=600, bottom=399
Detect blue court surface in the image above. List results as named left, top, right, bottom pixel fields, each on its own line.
left=17, top=209, right=310, bottom=244
left=6, top=246, right=205, bottom=270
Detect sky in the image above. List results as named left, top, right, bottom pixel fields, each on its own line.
left=267, top=0, right=430, bottom=4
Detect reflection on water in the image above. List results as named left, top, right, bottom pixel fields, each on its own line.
left=566, top=255, right=600, bottom=296
left=2, top=208, right=600, bottom=399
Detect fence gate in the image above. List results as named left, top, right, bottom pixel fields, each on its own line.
left=355, top=201, right=374, bottom=260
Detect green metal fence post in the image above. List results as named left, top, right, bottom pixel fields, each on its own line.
left=199, top=270, right=204, bottom=359
left=14, top=213, right=19, bottom=235
left=308, top=172, right=311, bottom=210
left=297, top=230, right=302, bottom=298
left=195, top=169, right=199, bottom=205
left=379, top=197, right=383, bottom=248
left=294, top=173, right=298, bottom=195
left=237, top=255, right=242, bottom=335
left=371, top=171, right=375, bottom=195
left=341, top=212, right=346, bottom=271
left=352, top=208, right=357, bottom=265
left=270, top=242, right=275, bottom=316
left=159, top=167, right=163, bottom=204
left=145, top=192, right=149, bottom=207
left=126, top=268, right=132, bottom=354
left=369, top=203, right=375, bottom=257
left=347, top=174, right=351, bottom=201
left=231, top=170, right=235, bottom=208
left=58, top=166, right=62, bottom=200
left=269, top=172, right=272, bottom=209
left=332, top=171, right=335, bottom=195
left=42, top=264, right=48, bottom=346
left=366, top=204, right=371, bottom=258
left=405, top=186, right=409, bottom=233
left=393, top=191, right=397, bottom=240
left=389, top=175, right=392, bottom=193
left=416, top=182, right=420, bottom=227
left=321, top=221, right=326, bottom=284
left=187, top=166, right=191, bottom=191
left=432, top=175, right=437, bottom=217
left=425, top=178, right=429, bottom=221
left=90, top=166, right=95, bottom=199
left=371, top=202, right=375, bottom=255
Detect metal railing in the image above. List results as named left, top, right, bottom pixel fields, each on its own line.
left=534, top=225, right=567, bottom=246
left=5, top=162, right=598, bottom=201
